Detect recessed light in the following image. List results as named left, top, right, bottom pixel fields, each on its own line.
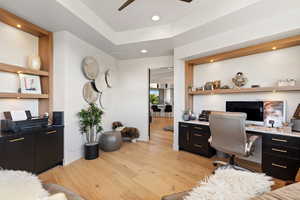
left=210, top=59, right=214, bottom=63
left=152, top=15, right=160, bottom=21
left=141, top=49, right=148, bottom=54
left=272, top=46, right=277, bottom=50
left=17, top=24, right=22, bottom=28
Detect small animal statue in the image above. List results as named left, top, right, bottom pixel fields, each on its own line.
left=112, top=121, right=140, bottom=142
left=232, top=72, right=248, bottom=88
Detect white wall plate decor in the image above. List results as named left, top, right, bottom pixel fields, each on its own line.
left=83, top=81, right=99, bottom=103
left=82, top=56, right=100, bottom=80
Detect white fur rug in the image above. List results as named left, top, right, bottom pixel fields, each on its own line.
left=184, top=168, right=274, bottom=200
left=0, top=170, right=49, bottom=200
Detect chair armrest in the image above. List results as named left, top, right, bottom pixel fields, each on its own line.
left=246, top=135, right=259, bottom=155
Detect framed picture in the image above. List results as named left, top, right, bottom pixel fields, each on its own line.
left=264, top=101, right=286, bottom=128
left=294, top=104, right=300, bottom=119
left=19, top=74, right=41, bottom=94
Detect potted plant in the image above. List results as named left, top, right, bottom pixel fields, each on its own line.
left=78, top=103, right=103, bottom=160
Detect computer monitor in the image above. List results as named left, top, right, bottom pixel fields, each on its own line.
left=226, top=101, right=264, bottom=124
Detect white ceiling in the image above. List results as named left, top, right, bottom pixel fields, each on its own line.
left=1, top=0, right=300, bottom=60
left=80, top=0, right=204, bottom=31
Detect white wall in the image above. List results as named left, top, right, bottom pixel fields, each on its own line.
left=193, top=46, right=300, bottom=120
left=0, top=22, right=39, bottom=119
left=53, top=31, right=118, bottom=165
left=116, top=56, right=173, bottom=141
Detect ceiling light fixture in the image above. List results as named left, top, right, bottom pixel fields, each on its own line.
left=152, top=15, right=160, bottom=21
left=141, top=49, right=148, bottom=54
left=272, top=46, right=277, bottom=50
left=210, top=59, right=214, bottom=63
left=17, top=24, right=22, bottom=28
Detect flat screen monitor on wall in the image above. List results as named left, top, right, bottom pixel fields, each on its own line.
left=226, top=101, right=264, bottom=124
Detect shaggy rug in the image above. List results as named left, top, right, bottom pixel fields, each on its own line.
left=184, top=168, right=274, bottom=200
left=0, top=170, right=67, bottom=200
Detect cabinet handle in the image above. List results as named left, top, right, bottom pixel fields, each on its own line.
left=194, top=127, right=203, bottom=130
left=271, top=138, right=287, bottom=143
left=194, top=134, right=203, bottom=137
left=181, top=125, right=188, bottom=128
left=272, top=163, right=287, bottom=169
left=187, top=133, right=189, bottom=142
left=194, top=144, right=202, bottom=148
left=47, top=130, right=57, bottom=135
left=9, top=137, right=25, bottom=143
left=272, top=148, right=287, bottom=153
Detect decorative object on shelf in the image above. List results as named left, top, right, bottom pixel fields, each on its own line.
left=83, top=82, right=99, bottom=103
left=251, top=85, right=260, bottom=88
left=278, top=79, right=296, bottom=87
left=264, top=101, right=285, bottom=128
left=27, top=55, right=41, bottom=70
left=188, top=85, right=193, bottom=92
left=196, top=87, right=204, bottom=91
left=182, top=109, right=192, bottom=121
left=213, top=80, right=221, bottom=89
left=220, top=85, right=230, bottom=89
left=78, top=103, right=103, bottom=160
left=293, top=104, right=300, bottom=119
left=112, top=121, right=140, bottom=142
left=82, top=56, right=100, bottom=80
left=204, top=82, right=214, bottom=90
left=19, top=74, right=41, bottom=94
left=232, top=72, right=247, bottom=88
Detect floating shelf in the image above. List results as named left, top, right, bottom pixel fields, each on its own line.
left=189, top=86, right=300, bottom=95
left=0, top=93, right=49, bottom=99
left=0, top=63, right=49, bottom=76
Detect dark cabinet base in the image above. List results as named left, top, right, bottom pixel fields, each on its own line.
left=0, top=126, right=64, bottom=174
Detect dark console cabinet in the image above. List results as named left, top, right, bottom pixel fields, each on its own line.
left=262, top=134, right=300, bottom=181
left=179, top=122, right=216, bottom=158
left=0, top=126, right=64, bottom=174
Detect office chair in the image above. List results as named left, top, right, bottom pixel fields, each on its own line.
left=164, top=105, right=173, bottom=118
left=209, top=112, right=259, bottom=170
left=151, top=105, right=161, bottom=117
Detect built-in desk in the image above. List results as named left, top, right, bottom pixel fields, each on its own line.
left=179, top=121, right=300, bottom=181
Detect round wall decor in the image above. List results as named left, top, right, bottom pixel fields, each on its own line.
left=83, top=82, right=99, bottom=103
left=104, top=69, right=113, bottom=88
left=82, top=57, right=99, bottom=80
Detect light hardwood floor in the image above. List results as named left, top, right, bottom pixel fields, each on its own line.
left=40, top=118, right=299, bottom=200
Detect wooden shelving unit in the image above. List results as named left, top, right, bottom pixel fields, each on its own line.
left=0, top=93, right=48, bottom=99
left=184, top=35, right=300, bottom=110
left=189, top=86, right=300, bottom=95
left=0, top=63, right=49, bottom=76
left=0, top=8, right=53, bottom=118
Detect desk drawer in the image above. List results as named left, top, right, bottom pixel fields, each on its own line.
left=263, top=145, right=300, bottom=160
left=263, top=134, right=300, bottom=149
left=262, top=153, right=300, bottom=181
left=191, top=125, right=210, bottom=137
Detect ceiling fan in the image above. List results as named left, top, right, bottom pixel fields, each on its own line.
left=118, top=0, right=193, bottom=11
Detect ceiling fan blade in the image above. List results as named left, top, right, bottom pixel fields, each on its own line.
left=118, top=0, right=136, bottom=11
left=178, top=0, right=193, bottom=2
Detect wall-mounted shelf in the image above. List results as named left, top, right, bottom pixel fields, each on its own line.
left=0, top=93, right=48, bottom=99
left=189, top=86, right=300, bottom=95
left=0, top=63, right=49, bottom=76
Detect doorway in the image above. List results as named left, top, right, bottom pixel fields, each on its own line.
left=148, top=67, right=174, bottom=147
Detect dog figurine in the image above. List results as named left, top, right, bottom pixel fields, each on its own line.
left=112, top=121, right=140, bottom=142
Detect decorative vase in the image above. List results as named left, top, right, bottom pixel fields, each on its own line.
left=232, top=72, right=247, bottom=88
left=27, top=55, right=41, bottom=70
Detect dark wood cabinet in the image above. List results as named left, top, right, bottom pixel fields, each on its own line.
left=262, top=134, right=300, bottom=181
left=35, top=127, right=64, bottom=173
left=2, top=133, right=35, bottom=172
left=0, top=126, right=64, bottom=174
left=179, top=122, right=215, bottom=158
